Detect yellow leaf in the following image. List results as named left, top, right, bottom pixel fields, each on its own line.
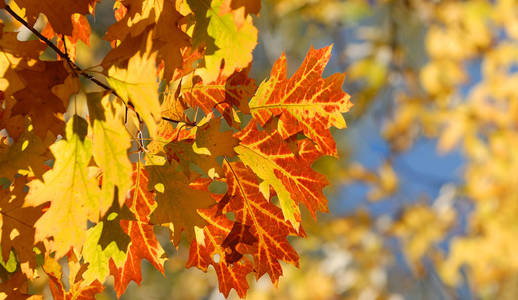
left=26, top=116, right=101, bottom=258
left=87, top=93, right=132, bottom=207
left=107, top=32, right=161, bottom=138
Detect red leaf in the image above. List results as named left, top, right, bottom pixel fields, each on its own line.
left=223, top=161, right=301, bottom=282
left=109, top=163, right=165, bottom=297
left=187, top=206, right=253, bottom=298
left=234, top=120, right=329, bottom=227
left=249, top=45, right=352, bottom=155
left=182, top=68, right=256, bottom=125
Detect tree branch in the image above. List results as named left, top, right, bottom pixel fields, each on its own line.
left=3, top=5, right=190, bottom=125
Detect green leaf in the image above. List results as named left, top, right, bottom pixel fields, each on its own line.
left=0, top=248, right=17, bottom=273
left=82, top=222, right=127, bottom=285
left=195, top=0, right=257, bottom=82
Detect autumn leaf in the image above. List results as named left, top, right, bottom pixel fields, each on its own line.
left=191, top=0, right=258, bottom=82
left=107, top=32, right=161, bottom=139
left=81, top=219, right=127, bottom=285
left=109, top=163, right=166, bottom=297
left=10, top=60, right=73, bottom=139
left=102, top=0, right=189, bottom=82
left=187, top=206, right=254, bottom=298
left=153, top=0, right=191, bottom=81
left=163, top=117, right=238, bottom=177
left=11, top=0, right=91, bottom=35
left=249, top=45, right=352, bottom=156
left=87, top=93, right=132, bottom=206
left=25, top=115, right=101, bottom=258
left=80, top=200, right=134, bottom=285
left=126, top=162, right=157, bottom=221
left=0, top=125, right=53, bottom=181
left=109, top=218, right=166, bottom=297
left=182, top=68, right=256, bottom=124
left=42, top=14, right=91, bottom=61
left=0, top=29, right=46, bottom=62
left=194, top=117, right=238, bottom=158
left=0, top=176, right=43, bottom=277
left=148, top=161, right=214, bottom=245
left=164, top=140, right=215, bottom=177
left=0, top=271, right=37, bottom=300
left=234, top=120, right=328, bottom=230
left=223, top=161, right=300, bottom=282
left=44, top=255, right=104, bottom=300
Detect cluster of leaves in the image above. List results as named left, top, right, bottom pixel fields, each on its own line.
left=0, top=0, right=352, bottom=298
left=414, top=1, right=518, bottom=295
left=356, top=1, right=518, bottom=296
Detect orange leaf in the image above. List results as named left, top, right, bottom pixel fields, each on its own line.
left=12, top=0, right=90, bottom=35
left=182, top=68, right=256, bottom=125
left=45, top=255, right=104, bottom=300
left=234, top=120, right=328, bottom=229
left=42, top=14, right=91, bottom=61
left=110, top=163, right=165, bottom=297
left=223, top=161, right=300, bottom=282
left=249, top=45, right=352, bottom=156
left=10, top=61, right=71, bottom=139
left=102, top=0, right=189, bottom=82
left=187, top=206, right=253, bottom=298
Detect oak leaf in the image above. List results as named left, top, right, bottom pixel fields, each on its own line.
left=0, top=271, right=39, bottom=300
left=0, top=126, right=53, bottom=181
left=81, top=219, right=127, bottom=285
left=10, top=61, right=71, bottom=139
left=102, top=0, right=189, bottom=82
left=194, top=118, right=238, bottom=158
left=163, top=117, right=237, bottom=177
left=0, top=30, right=46, bottom=62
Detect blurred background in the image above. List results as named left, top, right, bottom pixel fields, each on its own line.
left=26, top=0, right=518, bottom=299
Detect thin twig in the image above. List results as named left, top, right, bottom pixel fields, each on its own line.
left=5, top=5, right=116, bottom=93
left=162, top=116, right=196, bottom=127
left=3, top=5, right=188, bottom=125
left=61, top=34, right=78, bottom=77
left=0, top=211, right=35, bottom=229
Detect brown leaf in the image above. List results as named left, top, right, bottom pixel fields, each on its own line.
left=148, top=162, right=215, bottom=245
